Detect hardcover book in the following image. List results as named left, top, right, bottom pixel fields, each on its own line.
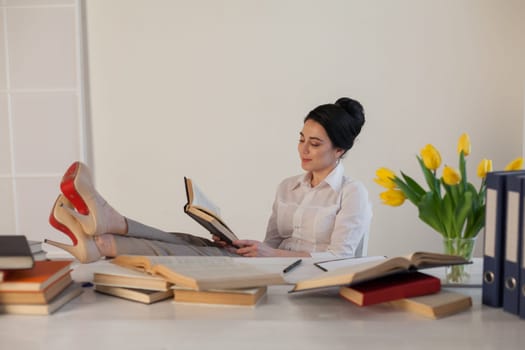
left=95, top=285, right=173, bottom=304
left=0, top=272, right=72, bottom=304
left=291, top=251, right=469, bottom=292
left=0, top=283, right=83, bottom=315
left=111, top=255, right=285, bottom=291
left=183, top=177, right=239, bottom=245
left=387, top=290, right=472, bottom=319
left=0, top=235, right=34, bottom=269
left=173, top=286, right=267, bottom=306
left=93, top=262, right=172, bottom=291
left=339, top=272, right=441, bottom=306
left=0, top=260, right=73, bottom=292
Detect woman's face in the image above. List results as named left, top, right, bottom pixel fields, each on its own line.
left=298, top=119, right=343, bottom=173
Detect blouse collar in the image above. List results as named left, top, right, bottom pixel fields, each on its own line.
left=295, top=162, right=345, bottom=192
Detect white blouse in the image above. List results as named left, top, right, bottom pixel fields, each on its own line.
left=264, top=163, right=372, bottom=257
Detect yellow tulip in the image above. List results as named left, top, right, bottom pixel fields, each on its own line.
left=457, top=133, right=471, bottom=156
left=420, top=144, right=441, bottom=170
left=379, top=189, right=406, bottom=207
left=504, top=157, right=524, bottom=171
left=374, top=167, right=397, bottom=189
left=477, top=158, right=493, bottom=178
left=442, top=165, right=461, bottom=185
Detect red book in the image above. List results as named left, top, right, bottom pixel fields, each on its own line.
left=339, top=272, right=441, bottom=306
left=0, top=260, right=73, bottom=292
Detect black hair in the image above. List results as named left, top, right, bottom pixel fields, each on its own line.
left=304, top=97, right=365, bottom=156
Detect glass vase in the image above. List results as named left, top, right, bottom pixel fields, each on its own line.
left=443, top=237, right=476, bottom=284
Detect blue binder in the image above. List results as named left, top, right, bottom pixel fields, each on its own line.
left=502, top=175, right=525, bottom=314
left=482, top=170, right=525, bottom=307
left=520, top=209, right=525, bottom=318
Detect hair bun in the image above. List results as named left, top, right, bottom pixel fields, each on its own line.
left=335, top=97, right=365, bottom=134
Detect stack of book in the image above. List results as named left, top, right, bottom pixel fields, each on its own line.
left=28, top=240, right=48, bottom=261
left=106, top=255, right=283, bottom=306
left=93, top=263, right=174, bottom=304
left=292, top=252, right=473, bottom=319
left=92, top=263, right=268, bottom=306
left=0, top=260, right=83, bottom=315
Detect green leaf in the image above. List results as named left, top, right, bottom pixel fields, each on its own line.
left=442, top=191, right=456, bottom=236
left=417, top=192, right=446, bottom=235
left=454, top=191, right=473, bottom=238
left=417, top=156, right=440, bottom=196
left=400, top=172, right=426, bottom=197
left=459, top=151, right=467, bottom=191
left=392, top=177, right=420, bottom=205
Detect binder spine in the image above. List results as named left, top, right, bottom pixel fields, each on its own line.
left=502, top=176, right=524, bottom=315
left=482, top=173, right=506, bottom=307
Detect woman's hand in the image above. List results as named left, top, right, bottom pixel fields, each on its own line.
left=211, top=235, right=228, bottom=247
left=233, top=240, right=277, bottom=257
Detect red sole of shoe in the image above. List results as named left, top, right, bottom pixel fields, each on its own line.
left=49, top=212, right=78, bottom=246
left=60, top=162, right=90, bottom=215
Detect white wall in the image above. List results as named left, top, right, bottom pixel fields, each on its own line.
left=84, top=0, right=525, bottom=257
left=0, top=0, right=88, bottom=253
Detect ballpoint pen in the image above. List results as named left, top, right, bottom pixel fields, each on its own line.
left=283, top=259, right=302, bottom=273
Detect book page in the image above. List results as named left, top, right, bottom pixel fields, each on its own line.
left=314, top=256, right=386, bottom=271
left=189, top=180, right=221, bottom=217
left=147, top=256, right=284, bottom=289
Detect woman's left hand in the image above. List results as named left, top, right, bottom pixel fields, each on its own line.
left=233, top=240, right=277, bottom=257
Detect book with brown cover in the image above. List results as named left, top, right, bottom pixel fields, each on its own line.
left=173, top=286, right=267, bottom=306
left=0, top=235, right=34, bottom=270
left=0, top=272, right=72, bottom=304
left=183, top=177, right=239, bottom=245
left=111, top=255, right=285, bottom=291
left=0, top=283, right=83, bottom=315
left=93, top=262, right=172, bottom=291
left=339, top=272, right=441, bottom=306
left=0, top=260, right=73, bottom=292
left=291, top=252, right=469, bottom=292
left=94, top=285, right=174, bottom=304
left=387, top=290, right=472, bottom=319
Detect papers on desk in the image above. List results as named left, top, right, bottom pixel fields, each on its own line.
left=233, top=256, right=388, bottom=285
left=314, top=256, right=386, bottom=272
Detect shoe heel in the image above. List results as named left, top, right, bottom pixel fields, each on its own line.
left=60, top=161, right=89, bottom=215
left=49, top=208, right=78, bottom=246
left=44, top=238, right=74, bottom=253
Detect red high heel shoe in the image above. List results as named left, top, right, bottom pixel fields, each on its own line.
left=59, top=161, right=126, bottom=236
left=46, top=195, right=102, bottom=263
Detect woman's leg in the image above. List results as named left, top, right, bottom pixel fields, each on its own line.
left=125, top=218, right=214, bottom=246
left=96, top=234, right=238, bottom=257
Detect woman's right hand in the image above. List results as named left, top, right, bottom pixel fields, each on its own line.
left=211, top=235, right=228, bottom=247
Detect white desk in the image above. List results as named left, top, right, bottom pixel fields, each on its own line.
left=0, top=258, right=523, bottom=350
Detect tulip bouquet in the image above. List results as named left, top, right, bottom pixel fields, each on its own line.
left=374, top=133, right=523, bottom=282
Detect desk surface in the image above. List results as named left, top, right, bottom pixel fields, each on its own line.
left=0, top=258, right=523, bottom=350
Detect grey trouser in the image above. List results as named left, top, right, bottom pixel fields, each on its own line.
left=113, top=218, right=238, bottom=257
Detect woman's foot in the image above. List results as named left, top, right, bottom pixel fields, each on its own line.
left=46, top=195, right=102, bottom=263
left=60, top=161, right=127, bottom=236
left=94, top=235, right=118, bottom=258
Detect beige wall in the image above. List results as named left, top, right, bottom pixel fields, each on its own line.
left=3, top=1, right=523, bottom=259
left=0, top=0, right=88, bottom=254
left=87, top=0, right=524, bottom=256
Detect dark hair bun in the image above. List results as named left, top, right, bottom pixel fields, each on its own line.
left=335, top=97, right=365, bottom=136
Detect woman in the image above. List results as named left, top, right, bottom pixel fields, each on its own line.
left=46, top=97, right=372, bottom=263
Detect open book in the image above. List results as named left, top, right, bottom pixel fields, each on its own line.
left=183, top=177, right=239, bottom=245
left=291, top=251, right=470, bottom=292
left=111, top=255, right=285, bottom=291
